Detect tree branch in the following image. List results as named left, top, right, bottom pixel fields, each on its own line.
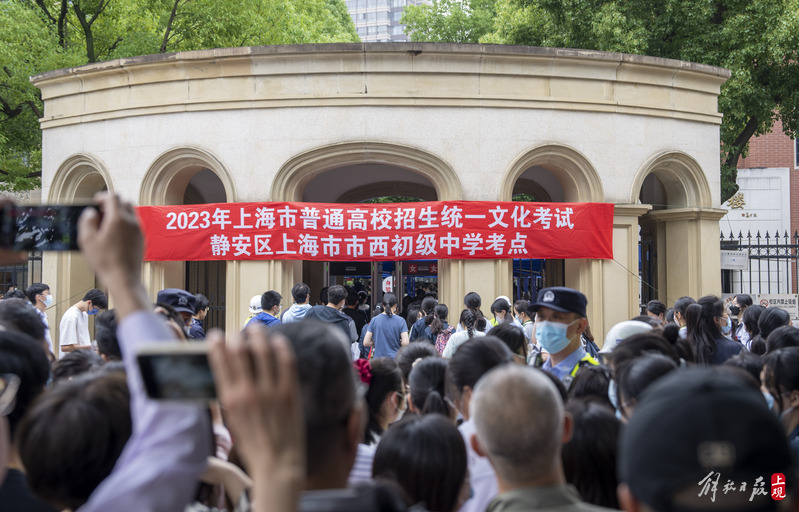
left=25, top=101, right=42, bottom=119
left=724, top=116, right=761, bottom=168
left=34, top=0, right=57, bottom=24
left=161, top=0, right=182, bottom=53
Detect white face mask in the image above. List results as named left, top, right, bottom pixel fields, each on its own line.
left=42, top=294, right=54, bottom=308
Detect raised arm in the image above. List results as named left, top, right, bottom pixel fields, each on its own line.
left=77, top=193, right=212, bottom=512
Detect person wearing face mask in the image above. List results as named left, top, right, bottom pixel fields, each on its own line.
left=685, top=295, right=742, bottom=365
left=730, top=294, right=753, bottom=344
left=530, top=287, right=598, bottom=389
left=25, top=283, right=54, bottom=355
left=58, top=288, right=108, bottom=359
left=762, top=347, right=799, bottom=469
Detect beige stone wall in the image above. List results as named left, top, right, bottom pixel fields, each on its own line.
left=33, top=43, right=729, bottom=341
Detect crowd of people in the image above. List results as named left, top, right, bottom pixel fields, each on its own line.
left=0, top=192, right=796, bottom=512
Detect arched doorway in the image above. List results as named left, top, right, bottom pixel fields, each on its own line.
left=633, top=152, right=720, bottom=306
left=45, top=154, right=113, bottom=349
left=268, top=141, right=463, bottom=316
left=140, top=147, right=236, bottom=331
left=500, top=144, right=604, bottom=326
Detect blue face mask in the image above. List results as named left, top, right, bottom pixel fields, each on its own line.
left=721, top=316, right=732, bottom=335
left=535, top=319, right=576, bottom=354
left=88, top=308, right=100, bottom=316
left=763, top=391, right=775, bottom=411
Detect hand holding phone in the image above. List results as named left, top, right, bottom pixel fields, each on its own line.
left=0, top=204, right=95, bottom=251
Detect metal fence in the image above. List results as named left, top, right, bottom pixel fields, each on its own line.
left=720, top=230, right=799, bottom=295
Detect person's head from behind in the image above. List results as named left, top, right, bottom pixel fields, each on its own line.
left=759, top=307, right=791, bottom=342
left=373, top=414, right=468, bottom=512
left=408, top=357, right=452, bottom=420
left=645, top=300, right=667, bottom=325
left=614, top=353, right=678, bottom=420
left=723, top=351, right=764, bottom=386
left=562, top=399, right=621, bottom=509
left=271, top=321, right=361, bottom=488
left=291, top=283, right=310, bottom=305
left=381, top=292, right=399, bottom=316
left=419, top=296, right=438, bottom=318
left=95, top=309, right=121, bottom=361
left=471, top=365, right=567, bottom=484
left=18, top=371, right=131, bottom=511
left=767, top=325, right=799, bottom=353
left=396, top=342, right=438, bottom=385
left=327, top=285, right=347, bottom=308
left=52, top=350, right=104, bottom=382
left=0, top=298, right=48, bottom=354
left=684, top=295, right=726, bottom=364
left=0, top=330, right=50, bottom=443
left=609, top=332, right=680, bottom=371
left=427, top=304, right=449, bottom=336
left=446, top=336, right=513, bottom=420
left=672, top=296, right=695, bottom=327
left=360, top=357, right=404, bottom=445
left=487, top=321, right=527, bottom=362
left=260, top=290, right=282, bottom=316
left=463, top=291, right=481, bottom=310
left=4, top=289, right=25, bottom=300
left=618, top=367, right=793, bottom=512
left=567, top=364, right=613, bottom=410
left=345, top=288, right=359, bottom=308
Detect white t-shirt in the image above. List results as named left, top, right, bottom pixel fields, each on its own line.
left=442, top=330, right=486, bottom=359
left=59, top=305, right=90, bottom=358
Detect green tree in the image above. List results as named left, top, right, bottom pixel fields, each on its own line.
left=406, top=0, right=799, bottom=203
left=0, top=0, right=358, bottom=191
left=402, top=0, right=496, bottom=43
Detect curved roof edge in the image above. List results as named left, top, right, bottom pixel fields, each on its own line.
left=31, top=42, right=730, bottom=83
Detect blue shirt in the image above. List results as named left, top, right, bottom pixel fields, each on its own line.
left=542, top=346, right=586, bottom=382
left=246, top=312, right=280, bottom=328
left=367, top=314, right=408, bottom=359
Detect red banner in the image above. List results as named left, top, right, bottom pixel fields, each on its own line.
left=137, top=201, right=613, bottom=262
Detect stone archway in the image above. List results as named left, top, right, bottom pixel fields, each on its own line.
left=140, top=146, right=236, bottom=330
left=46, top=154, right=113, bottom=351
left=496, top=144, right=605, bottom=330
left=253, top=141, right=464, bottom=317
left=633, top=151, right=724, bottom=305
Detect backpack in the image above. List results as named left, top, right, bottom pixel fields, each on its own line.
left=434, top=326, right=455, bottom=355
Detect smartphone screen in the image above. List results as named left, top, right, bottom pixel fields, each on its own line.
left=137, top=346, right=217, bottom=401
left=0, top=205, right=92, bottom=251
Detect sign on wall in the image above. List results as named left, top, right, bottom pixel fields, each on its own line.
left=137, top=201, right=614, bottom=262
left=720, top=249, right=749, bottom=270
left=758, top=294, right=799, bottom=319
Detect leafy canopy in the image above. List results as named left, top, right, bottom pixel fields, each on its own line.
left=404, top=0, right=799, bottom=203
left=0, top=0, right=359, bottom=191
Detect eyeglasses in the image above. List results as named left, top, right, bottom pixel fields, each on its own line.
left=0, top=374, right=20, bottom=417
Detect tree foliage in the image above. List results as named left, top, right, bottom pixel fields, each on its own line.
left=402, top=0, right=496, bottom=43
left=405, top=0, right=799, bottom=203
left=0, top=0, right=359, bottom=191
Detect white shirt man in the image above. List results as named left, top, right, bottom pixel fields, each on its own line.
left=59, top=289, right=107, bottom=358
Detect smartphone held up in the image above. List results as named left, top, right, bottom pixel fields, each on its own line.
left=0, top=204, right=95, bottom=251
left=137, top=343, right=217, bottom=402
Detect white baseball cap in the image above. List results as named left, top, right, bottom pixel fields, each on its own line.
left=600, top=320, right=653, bottom=354
left=249, top=295, right=263, bottom=314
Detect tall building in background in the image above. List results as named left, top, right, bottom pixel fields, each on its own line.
left=345, top=0, right=428, bottom=42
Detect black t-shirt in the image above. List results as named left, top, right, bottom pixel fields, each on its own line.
left=0, top=468, right=59, bottom=512
left=343, top=307, right=369, bottom=336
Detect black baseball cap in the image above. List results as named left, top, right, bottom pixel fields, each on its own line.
left=619, top=368, right=793, bottom=511
left=530, top=287, right=587, bottom=318
left=156, top=288, right=196, bottom=315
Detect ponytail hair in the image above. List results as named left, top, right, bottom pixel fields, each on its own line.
left=408, top=357, right=451, bottom=418
left=428, top=304, right=449, bottom=335
left=685, top=295, right=723, bottom=365
left=382, top=293, right=398, bottom=317
left=463, top=291, right=486, bottom=332
left=460, top=308, right=477, bottom=339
